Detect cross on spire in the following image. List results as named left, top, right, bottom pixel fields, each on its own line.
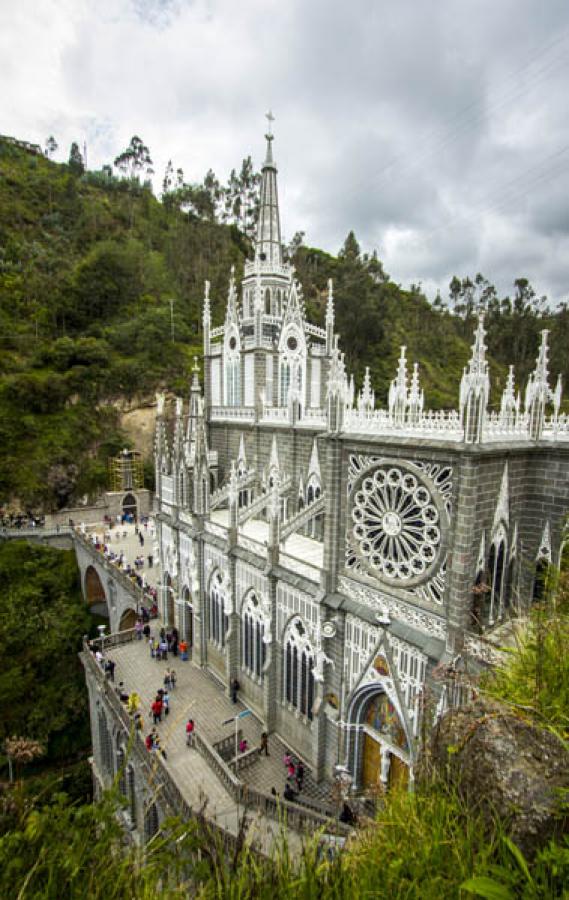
left=265, top=110, right=275, bottom=137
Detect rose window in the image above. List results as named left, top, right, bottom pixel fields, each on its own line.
left=348, top=466, right=441, bottom=581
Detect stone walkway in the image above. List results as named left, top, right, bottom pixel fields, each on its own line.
left=108, top=632, right=335, bottom=817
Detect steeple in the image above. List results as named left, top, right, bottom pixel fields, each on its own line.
left=255, top=111, right=283, bottom=267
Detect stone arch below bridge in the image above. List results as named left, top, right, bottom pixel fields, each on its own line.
left=119, top=608, right=137, bottom=630
left=85, top=565, right=109, bottom=619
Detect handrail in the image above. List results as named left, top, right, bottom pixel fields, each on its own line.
left=83, top=633, right=347, bottom=837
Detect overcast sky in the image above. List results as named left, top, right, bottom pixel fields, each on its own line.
left=1, top=0, right=568, bottom=305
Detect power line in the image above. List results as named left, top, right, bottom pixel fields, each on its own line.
left=353, top=28, right=569, bottom=197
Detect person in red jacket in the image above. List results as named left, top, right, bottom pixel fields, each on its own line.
left=151, top=697, right=163, bottom=724
left=185, top=718, right=195, bottom=747
left=145, top=733, right=153, bottom=751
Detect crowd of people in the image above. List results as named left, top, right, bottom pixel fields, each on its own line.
left=0, top=511, right=45, bottom=529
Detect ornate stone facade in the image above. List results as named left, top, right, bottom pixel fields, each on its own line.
left=153, top=124, right=569, bottom=789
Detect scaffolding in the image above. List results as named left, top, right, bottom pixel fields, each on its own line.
left=108, top=449, right=144, bottom=492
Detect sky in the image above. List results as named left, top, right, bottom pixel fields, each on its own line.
left=1, top=0, right=568, bottom=305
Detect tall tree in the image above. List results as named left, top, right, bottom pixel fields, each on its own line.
left=113, top=135, right=154, bottom=182
left=68, top=142, right=84, bottom=176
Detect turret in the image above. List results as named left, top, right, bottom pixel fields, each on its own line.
left=459, top=312, right=490, bottom=443
left=389, top=346, right=408, bottom=426
left=525, top=330, right=554, bottom=440
left=326, top=337, right=347, bottom=433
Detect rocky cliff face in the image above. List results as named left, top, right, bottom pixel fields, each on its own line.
left=430, top=698, right=569, bottom=859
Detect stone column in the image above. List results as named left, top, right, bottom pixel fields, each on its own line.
left=262, top=573, right=278, bottom=731
left=321, top=435, right=343, bottom=594
left=446, top=454, right=479, bottom=653
left=192, top=528, right=207, bottom=667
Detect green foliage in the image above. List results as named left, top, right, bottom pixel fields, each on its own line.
left=483, top=574, right=569, bottom=740
left=0, top=541, right=92, bottom=764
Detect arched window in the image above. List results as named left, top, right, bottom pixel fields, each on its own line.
left=282, top=618, right=315, bottom=720
left=532, top=559, right=550, bottom=603
left=116, top=745, right=127, bottom=798
left=208, top=570, right=228, bottom=647
left=226, top=358, right=241, bottom=407
left=127, top=764, right=137, bottom=825
left=241, top=591, right=266, bottom=680
left=265, top=288, right=271, bottom=315
left=491, top=539, right=506, bottom=619
left=98, top=712, right=112, bottom=776
left=144, top=804, right=159, bottom=841
left=280, top=360, right=291, bottom=406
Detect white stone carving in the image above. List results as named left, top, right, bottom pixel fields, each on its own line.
left=339, top=575, right=447, bottom=640
left=347, top=464, right=441, bottom=583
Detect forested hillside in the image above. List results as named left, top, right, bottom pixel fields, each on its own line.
left=1, top=135, right=567, bottom=511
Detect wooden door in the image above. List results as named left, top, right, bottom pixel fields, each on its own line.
left=362, top=733, right=381, bottom=788
left=389, top=754, right=409, bottom=791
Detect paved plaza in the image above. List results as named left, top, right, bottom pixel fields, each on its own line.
left=107, top=626, right=336, bottom=822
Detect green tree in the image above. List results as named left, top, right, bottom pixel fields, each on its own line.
left=0, top=541, right=91, bottom=761
left=113, top=135, right=154, bottom=182
left=68, top=142, right=84, bottom=176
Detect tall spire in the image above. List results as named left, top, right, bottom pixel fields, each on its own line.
left=255, top=111, right=283, bottom=267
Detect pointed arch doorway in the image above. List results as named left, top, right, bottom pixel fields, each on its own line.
left=182, top=587, right=193, bottom=649
left=347, top=681, right=411, bottom=793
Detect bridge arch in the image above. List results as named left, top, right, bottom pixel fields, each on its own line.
left=85, top=565, right=109, bottom=619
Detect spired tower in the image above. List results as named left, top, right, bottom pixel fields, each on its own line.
left=204, top=114, right=330, bottom=423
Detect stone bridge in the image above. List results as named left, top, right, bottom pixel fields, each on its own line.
left=1, top=527, right=139, bottom=632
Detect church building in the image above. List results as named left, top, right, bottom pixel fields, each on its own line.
left=154, top=122, right=569, bottom=790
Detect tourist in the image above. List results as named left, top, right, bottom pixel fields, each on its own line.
left=287, top=759, right=296, bottom=781
left=134, top=712, right=143, bottom=731
left=283, top=782, right=297, bottom=802
left=151, top=696, right=163, bottom=724
left=159, top=638, right=168, bottom=661
left=143, top=622, right=151, bottom=641
left=339, top=802, right=357, bottom=826
left=127, top=692, right=140, bottom=715
left=95, top=649, right=104, bottom=666
left=135, top=619, right=143, bottom=640
left=105, top=659, right=116, bottom=682
left=295, top=761, right=305, bottom=792
left=171, top=628, right=179, bottom=656
left=153, top=732, right=167, bottom=760
left=145, top=733, right=154, bottom=752
left=149, top=638, right=156, bottom=659
left=283, top=751, right=292, bottom=770
left=139, top=532, right=144, bottom=547
left=162, top=690, right=170, bottom=716
left=147, top=554, right=153, bottom=568
left=179, top=640, right=188, bottom=661
left=170, top=669, right=177, bottom=690
left=164, top=669, right=172, bottom=690
left=259, top=732, right=269, bottom=757
left=185, top=718, right=195, bottom=747
left=238, top=738, right=248, bottom=754
left=231, top=678, right=240, bottom=704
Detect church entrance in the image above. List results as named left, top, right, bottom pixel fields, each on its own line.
left=122, top=493, right=137, bottom=522
left=182, top=587, right=193, bottom=647
left=347, top=679, right=411, bottom=793
left=165, top=574, right=175, bottom=626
